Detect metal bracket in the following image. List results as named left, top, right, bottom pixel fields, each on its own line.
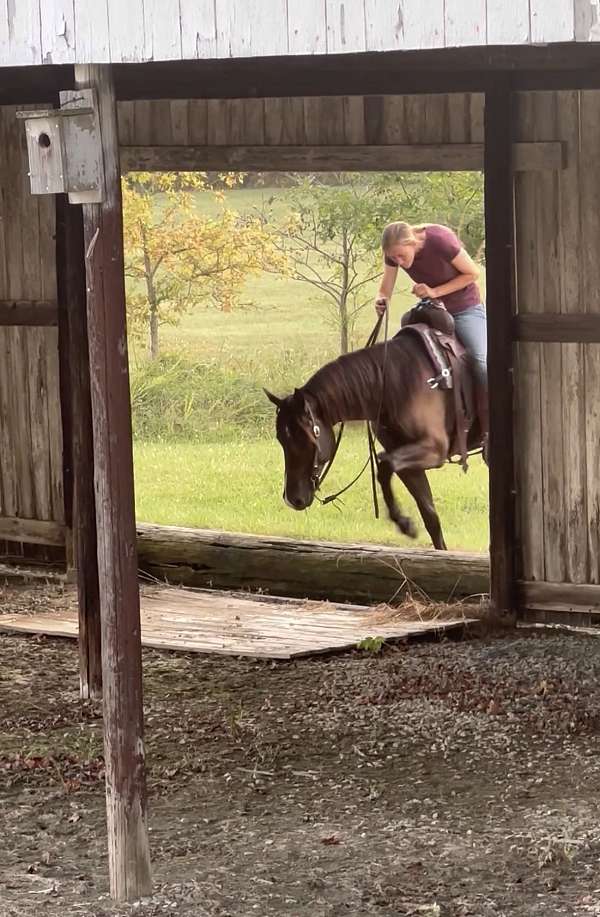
left=16, top=89, right=104, bottom=204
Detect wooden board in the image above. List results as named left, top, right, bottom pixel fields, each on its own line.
left=0, top=585, right=473, bottom=660
left=1, top=1, right=584, bottom=66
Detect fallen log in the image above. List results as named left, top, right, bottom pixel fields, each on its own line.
left=136, top=523, right=489, bottom=605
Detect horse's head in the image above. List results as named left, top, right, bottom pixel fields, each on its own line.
left=264, top=387, right=336, bottom=510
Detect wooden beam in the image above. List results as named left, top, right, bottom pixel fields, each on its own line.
left=514, top=313, right=600, bottom=342
left=519, top=580, right=600, bottom=610
left=136, top=523, right=490, bottom=604
left=484, top=83, right=517, bottom=618
left=112, top=46, right=600, bottom=101
left=56, top=194, right=102, bottom=701
left=0, top=64, right=74, bottom=105
left=120, top=141, right=564, bottom=174
left=74, top=64, right=152, bottom=902
left=0, top=300, right=58, bottom=326
left=0, top=517, right=65, bottom=546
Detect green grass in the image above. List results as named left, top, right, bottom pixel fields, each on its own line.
left=134, top=429, right=490, bottom=552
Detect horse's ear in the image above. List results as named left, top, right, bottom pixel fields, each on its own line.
left=292, top=388, right=309, bottom=415
left=263, top=388, right=283, bottom=408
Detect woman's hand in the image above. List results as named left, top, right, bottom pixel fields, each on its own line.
left=374, top=296, right=388, bottom=316
left=412, top=283, right=436, bottom=299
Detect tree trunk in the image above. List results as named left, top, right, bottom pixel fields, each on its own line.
left=339, top=229, right=350, bottom=354
left=142, top=229, right=159, bottom=360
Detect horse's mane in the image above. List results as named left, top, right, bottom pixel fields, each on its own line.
left=303, top=334, right=427, bottom=426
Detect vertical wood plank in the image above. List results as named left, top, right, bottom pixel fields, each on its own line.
left=469, top=93, right=485, bottom=143
left=287, top=0, right=327, bottom=53
left=0, top=329, right=18, bottom=516
left=143, top=0, right=182, bottom=60
left=532, top=93, right=567, bottom=584
left=188, top=100, right=209, bottom=144
left=170, top=101, right=190, bottom=145
left=149, top=99, right=173, bottom=144
left=445, top=0, right=486, bottom=46
left=26, top=327, right=52, bottom=521
left=180, top=0, right=218, bottom=58
left=117, top=101, right=136, bottom=145
left=556, top=91, right=587, bottom=583
left=75, top=63, right=151, bottom=901
left=133, top=101, right=152, bottom=145
left=343, top=97, right=366, bottom=144
left=326, top=0, right=366, bottom=53
left=207, top=99, right=230, bottom=144
left=216, top=0, right=288, bottom=57
left=530, top=0, right=575, bottom=43
left=396, top=0, right=445, bottom=49
left=107, top=0, right=145, bottom=62
left=264, top=98, right=306, bottom=144
left=40, top=0, right=76, bottom=64
left=74, top=0, right=111, bottom=63
left=580, top=90, right=600, bottom=583
left=8, top=326, right=34, bottom=518
left=487, top=0, right=529, bottom=43
left=364, top=0, right=404, bottom=51
left=56, top=195, right=102, bottom=698
left=380, top=97, right=408, bottom=143
left=446, top=93, right=471, bottom=143
left=484, top=81, right=516, bottom=616
left=6, top=0, right=41, bottom=65
left=513, top=91, right=545, bottom=583
left=304, top=97, right=346, bottom=143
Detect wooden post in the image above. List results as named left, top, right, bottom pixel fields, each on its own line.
left=484, top=82, right=517, bottom=617
left=73, top=64, right=152, bottom=901
left=56, top=194, right=102, bottom=700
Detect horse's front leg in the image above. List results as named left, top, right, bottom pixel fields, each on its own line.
left=377, top=438, right=447, bottom=545
left=398, top=468, right=447, bottom=551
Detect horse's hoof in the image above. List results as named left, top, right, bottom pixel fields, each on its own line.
left=398, top=517, right=418, bottom=539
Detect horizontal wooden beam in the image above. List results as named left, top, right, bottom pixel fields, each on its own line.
left=136, top=522, right=489, bottom=604
left=0, top=300, right=58, bottom=327
left=514, top=313, right=600, bottom=343
left=121, top=142, right=563, bottom=174
left=0, top=517, right=66, bottom=546
left=520, top=580, right=600, bottom=610
left=112, top=46, right=600, bottom=101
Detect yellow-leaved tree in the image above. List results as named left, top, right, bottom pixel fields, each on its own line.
left=122, top=172, right=287, bottom=359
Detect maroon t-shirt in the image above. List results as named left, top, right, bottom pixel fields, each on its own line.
left=384, top=224, right=481, bottom=315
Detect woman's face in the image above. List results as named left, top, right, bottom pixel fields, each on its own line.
left=386, top=240, right=417, bottom=269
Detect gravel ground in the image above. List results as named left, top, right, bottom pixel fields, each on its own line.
left=1, top=581, right=600, bottom=917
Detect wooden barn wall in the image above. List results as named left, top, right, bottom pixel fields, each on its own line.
left=514, top=89, right=600, bottom=589
left=116, top=93, right=485, bottom=147
left=0, top=105, right=64, bottom=554
left=0, top=0, right=583, bottom=68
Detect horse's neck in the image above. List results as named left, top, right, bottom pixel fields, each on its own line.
left=306, top=352, right=384, bottom=426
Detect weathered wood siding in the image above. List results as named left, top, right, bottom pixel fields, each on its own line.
left=514, top=89, right=600, bottom=598
left=116, top=93, right=485, bottom=146
left=0, top=0, right=587, bottom=68
left=0, top=105, right=64, bottom=545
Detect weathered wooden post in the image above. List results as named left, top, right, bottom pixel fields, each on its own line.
left=484, top=81, right=517, bottom=618
left=56, top=194, right=103, bottom=700
left=73, top=63, right=152, bottom=900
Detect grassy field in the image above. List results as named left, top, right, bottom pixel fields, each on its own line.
left=130, top=183, right=489, bottom=552
left=133, top=431, right=490, bottom=552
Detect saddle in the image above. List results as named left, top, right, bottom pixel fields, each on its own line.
left=395, top=299, right=475, bottom=470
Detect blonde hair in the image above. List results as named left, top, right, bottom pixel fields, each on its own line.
left=381, top=221, right=426, bottom=253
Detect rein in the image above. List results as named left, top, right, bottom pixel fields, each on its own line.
left=312, top=309, right=389, bottom=517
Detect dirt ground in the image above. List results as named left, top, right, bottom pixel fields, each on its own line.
left=2, top=582, right=600, bottom=917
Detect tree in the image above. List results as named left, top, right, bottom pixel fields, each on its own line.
left=122, top=172, right=286, bottom=359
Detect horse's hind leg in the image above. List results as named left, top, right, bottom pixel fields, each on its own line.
left=377, top=438, right=447, bottom=543
left=398, top=469, right=447, bottom=551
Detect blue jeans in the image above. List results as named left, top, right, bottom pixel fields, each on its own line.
left=453, top=304, right=487, bottom=386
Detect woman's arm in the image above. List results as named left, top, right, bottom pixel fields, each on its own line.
left=415, top=248, right=480, bottom=299
left=374, top=262, right=399, bottom=314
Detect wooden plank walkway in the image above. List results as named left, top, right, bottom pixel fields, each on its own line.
left=0, top=585, right=472, bottom=659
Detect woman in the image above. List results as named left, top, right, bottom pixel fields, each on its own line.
left=374, top=221, right=488, bottom=459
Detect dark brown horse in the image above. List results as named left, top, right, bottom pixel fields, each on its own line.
left=265, top=332, right=481, bottom=551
